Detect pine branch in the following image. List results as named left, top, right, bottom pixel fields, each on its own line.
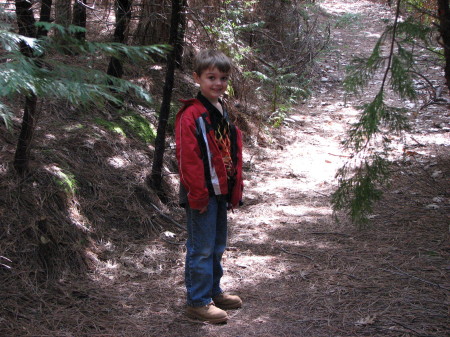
left=380, top=0, right=402, bottom=92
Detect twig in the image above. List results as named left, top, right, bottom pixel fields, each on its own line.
left=380, top=263, right=450, bottom=291
left=336, top=272, right=362, bottom=281
left=328, top=153, right=352, bottom=158
left=409, top=136, right=425, bottom=147
left=297, top=318, right=329, bottom=323
left=279, top=247, right=313, bottom=261
left=75, top=0, right=98, bottom=11
left=149, top=202, right=186, bottom=231
left=388, top=319, right=428, bottom=336
left=0, top=263, right=12, bottom=270
left=313, top=191, right=329, bottom=197
left=409, top=70, right=437, bottom=99
left=159, top=236, right=185, bottom=246
left=309, top=232, right=351, bottom=237
left=0, top=256, right=12, bottom=269
left=420, top=97, right=450, bottom=110
left=380, top=0, right=402, bottom=92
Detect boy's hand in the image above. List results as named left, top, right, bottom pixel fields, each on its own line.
left=199, top=206, right=208, bottom=214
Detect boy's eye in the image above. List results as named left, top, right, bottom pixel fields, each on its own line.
left=221, top=77, right=229, bottom=81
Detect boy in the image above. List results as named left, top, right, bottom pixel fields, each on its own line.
left=175, top=50, right=244, bottom=323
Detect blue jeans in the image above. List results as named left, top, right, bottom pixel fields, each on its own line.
left=185, top=196, right=228, bottom=307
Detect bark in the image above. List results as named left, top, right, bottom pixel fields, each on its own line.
left=14, top=97, right=39, bottom=175
left=134, top=0, right=170, bottom=45
left=37, top=0, right=52, bottom=37
left=174, top=0, right=187, bottom=69
left=15, top=0, right=36, bottom=40
left=149, top=0, right=183, bottom=193
left=107, top=0, right=132, bottom=78
left=72, top=0, right=87, bottom=40
left=14, top=0, right=38, bottom=176
left=437, top=0, right=450, bottom=92
left=54, top=0, right=72, bottom=30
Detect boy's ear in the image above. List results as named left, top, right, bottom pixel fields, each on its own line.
left=193, top=72, right=200, bottom=84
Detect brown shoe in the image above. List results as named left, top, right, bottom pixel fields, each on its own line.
left=212, top=293, right=242, bottom=310
left=185, top=302, right=228, bottom=323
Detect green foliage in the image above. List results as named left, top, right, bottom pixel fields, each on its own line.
left=245, top=65, right=309, bottom=113
left=344, top=39, right=386, bottom=95
left=0, top=102, right=13, bottom=130
left=95, top=110, right=157, bottom=144
left=332, top=2, right=436, bottom=225
left=206, top=0, right=261, bottom=63
left=334, top=13, right=361, bottom=28
left=332, top=155, right=390, bottom=226
left=269, top=104, right=289, bottom=128
left=0, top=21, right=168, bottom=129
left=395, top=16, right=432, bottom=42
left=344, top=92, right=410, bottom=152
left=52, top=167, right=78, bottom=195
left=94, top=118, right=127, bottom=137
left=120, top=111, right=157, bottom=143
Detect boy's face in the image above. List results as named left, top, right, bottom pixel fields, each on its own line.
left=193, top=67, right=229, bottom=103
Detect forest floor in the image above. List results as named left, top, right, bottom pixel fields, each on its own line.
left=1, top=0, right=449, bottom=336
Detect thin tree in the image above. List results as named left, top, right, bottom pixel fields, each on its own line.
left=148, top=0, right=184, bottom=193
left=174, top=0, right=187, bottom=69
left=13, top=0, right=38, bottom=175
left=72, top=0, right=87, bottom=40
left=37, top=0, right=52, bottom=37
left=134, top=0, right=170, bottom=46
left=107, top=0, right=132, bottom=78
left=13, top=0, right=56, bottom=175
left=54, top=0, right=71, bottom=34
left=437, top=0, right=450, bottom=91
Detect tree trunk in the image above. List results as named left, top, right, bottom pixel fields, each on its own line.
left=148, top=0, right=183, bottom=193
left=54, top=0, right=72, bottom=30
left=14, top=0, right=38, bottom=176
left=174, top=0, right=187, bottom=69
left=107, top=0, right=132, bottom=78
left=437, top=0, right=450, bottom=92
left=37, top=0, right=52, bottom=37
left=72, top=0, right=87, bottom=40
left=134, top=0, right=170, bottom=45
left=15, top=0, right=36, bottom=39
left=14, top=97, right=39, bottom=175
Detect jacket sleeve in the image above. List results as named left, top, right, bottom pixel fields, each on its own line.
left=175, top=107, right=210, bottom=210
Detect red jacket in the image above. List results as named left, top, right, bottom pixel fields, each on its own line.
left=175, top=98, right=243, bottom=210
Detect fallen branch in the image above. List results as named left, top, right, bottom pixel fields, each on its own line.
left=134, top=186, right=186, bottom=231
left=150, top=202, right=186, bottom=231
left=279, top=247, right=314, bottom=261
left=380, top=263, right=450, bottom=291
left=0, top=256, right=12, bottom=270
left=410, top=136, right=426, bottom=147
left=313, top=191, right=329, bottom=197
left=388, top=318, right=428, bottom=336
left=336, top=271, right=362, bottom=281
left=328, top=152, right=352, bottom=158
left=159, top=236, right=185, bottom=246
left=309, top=232, right=351, bottom=237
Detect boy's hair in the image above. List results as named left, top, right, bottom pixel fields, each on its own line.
left=193, top=50, right=232, bottom=75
